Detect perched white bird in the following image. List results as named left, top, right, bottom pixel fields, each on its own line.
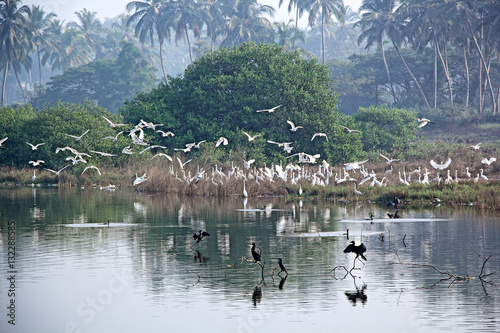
left=26, top=142, right=45, bottom=150
left=156, top=130, right=175, bottom=137
left=242, top=180, right=248, bottom=197
left=102, top=116, right=126, bottom=127
left=44, top=165, right=70, bottom=176
left=102, top=131, right=123, bottom=141
left=29, top=160, right=45, bottom=167
left=469, top=143, right=482, bottom=150
left=481, top=157, right=496, bottom=165
left=65, top=129, right=90, bottom=141
left=82, top=165, right=102, bottom=176
left=256, top=104, right=281, bottom=113
left=417, top=118, right=434, bottom=128
left=0, top=137, right=8, bottom=147
left=287, top=120, right=303, bottom=132
left=243, top=159, right=255, bottom=170
left=339, top=125, right=361, bottom=134
left=430, top=158, right=452, bottom=170
left=465, top=167, right=471, bottom=178
left=380, top=153, right=400, bottom=165
left=242, top=131, right=262, bottom=141
left=353, top=183, right=363, bottom=195
left=311, top=133, right=328, bottom=141
left=32, top=170, right=36, bottom=182
left=298, top=184, right=303, bottom=196
left=480, top=169, right=488, bottom=182
left=215, top=137, right=228, bottom=147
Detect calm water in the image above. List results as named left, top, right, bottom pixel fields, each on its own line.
left=0, top=187, right=499, bottom=333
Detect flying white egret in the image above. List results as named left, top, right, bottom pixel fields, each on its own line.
left=481, top=157, right=496, bottom=165
left=44, top=165, right=70, bottom=176
left=287, top=120, right=303, bottom=132
left=380, top=153, right=400, bottom=165
left=29, top=160, right=45, bottom=166
left=122, top=146, right=133, bottom=154
left=151, top=153, right=173, bottom=161
left=0, top=137, right=8, bottom=147
left=417, top=118, right=434, bottom=128
left=133, top=172, right=149, bottom=186
left=65, top=129, right=90, bottom=141
left=215, top=137, right=228, bottom=147
left=242, top=131, right=262, bottom=141
left=102, top=131, right=123, bottom=141
left=339, top=125, right=361, bottom=134
left=156, top=130, right=175, bottom=137
left=256, top=104, right=281, bottom=113
left=177, top=157, right=192, bottom=170
left=344, top=159, right=369, bottom=171
left=430, top=158, right=452, bottom=170
left=90, top=150, right=116, bottom=157
left=102, top=116, right=126, bottom=127
left=469, top=143, right=482, bottom=150
left=243, top=159, right=255, bottom=170
left=26, top=142, right=45, bottom=150
left=82, top=165, right=102, bottom=176
left=311, top=133, right=328, bottom=141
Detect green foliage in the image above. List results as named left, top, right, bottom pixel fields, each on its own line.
left=121, top=42, right=363, bottom=165
left=353, top=105, right=418, bottom=153
left=31, top=42, right=156, bottom=113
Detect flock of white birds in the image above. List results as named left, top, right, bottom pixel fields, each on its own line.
left=0, top=112, right=497, bottom=193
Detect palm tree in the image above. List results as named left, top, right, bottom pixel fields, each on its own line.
left=274, top=19, right=306, bottom=50
left=27, top=5, right=56, bottom=85
left=0, top=0, right=33, bottom=105
left=67, top=9, right=103, bottom=59
left=279, top=0, right=309, bottom=29
left=355, top=0, right=397, bottom=105
left=162, top=0, right=210, bottom=64
left=303, top=0, right=343, bottom=64
left=220, top=0, right=275, bottom=47
left=127, top=0, right=170, bottom=81
left=50, top=27, right=93, bottom=71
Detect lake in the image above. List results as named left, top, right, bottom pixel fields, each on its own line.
left=0, top=187, right=499, bottom=333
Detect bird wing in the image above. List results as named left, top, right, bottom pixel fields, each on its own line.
left=380, top=153, right=390, bottom=161
left=243, top=131, right=251, bottom=139
left=443, top=158, right=452, bottom=169
left=343, top=243, right=354, bottom=253
left=430, top=160, right=439, bottom=169
left=287, top=120, right=294, bottom=128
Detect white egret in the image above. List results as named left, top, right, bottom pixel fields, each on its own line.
left=353, top=183, right=363, bottom=195
left=82, top=165, right=102, bottom=176
left=102, top=131, right=123, bottom=141
left=339, top=125, right=361, bottom=134
left=243, top=159, right=255, bottom=170
left=151, top=153, right=173, bottom=161
left=481, top=157, right=496, bottom=165
left=480, top=169, right=488, bottom=182
left=311, top=133, right=328, bottom=141
left=102, top=116, right=126, bottom=127
left=133, top=173, right=149, bottom=186
left=29, top=160, right=45, bottom=166
left=243, top=180, right=248, bottom=197
left=298, top=184, right=303, bottom=196
left=90, top=150, right=116, bottom=157
left=26, top=142, right=45, bottom=150
left=380, top=153, right=400, bottom=165
left=32, top=170, right=36, bottom=182
left=242, top=131, right=262, bottom=141
left=256, top=104, right=281, bottom=113
left=44, top=165, right=70, bottom=176
left=156, top=130, right=175, bottom=137
left=417, top=118, right=434, bottom=128
left=469, top=143, right=482, bottom=150
left=344, top=159, right=369, bottom=171
left=215, top=137, right=228, bottom=147
left=177, top=157, right=192, bottom=170
left=122, top=146, right=133, bottom=154
left=287, top=120, right=303, bottom=132
left=430, top=158, right=452, bottom=170
left=65, top=129, right=90, bottom=141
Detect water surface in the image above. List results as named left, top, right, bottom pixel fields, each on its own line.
left=0, top=187, right=499, bottom=332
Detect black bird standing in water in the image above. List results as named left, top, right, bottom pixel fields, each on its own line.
left=343, top=241, right=367, bottom=261
left=387, top=197, right=401, bottom=210
left=193, top=230, right=210, bottom=243
left=277, top=258, right=288, bottom=275
left=251, top=243, right=262, bottom=262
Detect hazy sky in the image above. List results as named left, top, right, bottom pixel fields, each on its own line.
left=24, top=0, right=363, bottom=26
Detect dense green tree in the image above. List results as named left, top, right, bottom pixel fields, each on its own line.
left=31, top=42, right=156, bottom=113
left=121, top=42, right=363, bottom=164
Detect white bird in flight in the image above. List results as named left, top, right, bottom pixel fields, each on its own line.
left=417, top=118, right=434, bottom=128
left=82, top=165, right=102, bottom=176
left=65, top=129, right=90, bottom=141
left=156, top=130, right=175, bottom=137
left=243, top=159, right=255, bottom=170
left=26, top=142, right=45, bottom=150
left=287, top=120, right=303, bottom=132
left=481, top=157, right=496, bottom=165
left=256, top=104, right=281, bottom=113
left=243, top=131, right=262, bottom=141
left=0, top=137, right=8, bottom=147
left=311, top=133, right=328, bottom=141
left=151, top=153, right=173, bottom=161
left=380, top=153, right=400, bottom=165
left=339, top=125, right=361, bottom=134
left=89, top=150, right=117, bottom=157
left=122, top=146, right=133, bottom=154
left=102, top=131, right=123, bottom=141
left=469, top=143, right=482, bottom=150
left=102, top=116, right=126, bottom=127
left=216, top=137, right=228, bottom=147
left=177, top=157, right=192, bottom=170
left=44, top=165, right=70, bottom=176
left=430, top=158, right=452, bottom=170
left=29, top=160, right=45, bottom=167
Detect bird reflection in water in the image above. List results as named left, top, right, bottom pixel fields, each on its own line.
left=252, top=286, right=262, bottom=306
left=345, top=282, right=367, bottom=306
left=278, top=275, right=288, bottom=290
left=193, top=250, right=209, bottom=263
